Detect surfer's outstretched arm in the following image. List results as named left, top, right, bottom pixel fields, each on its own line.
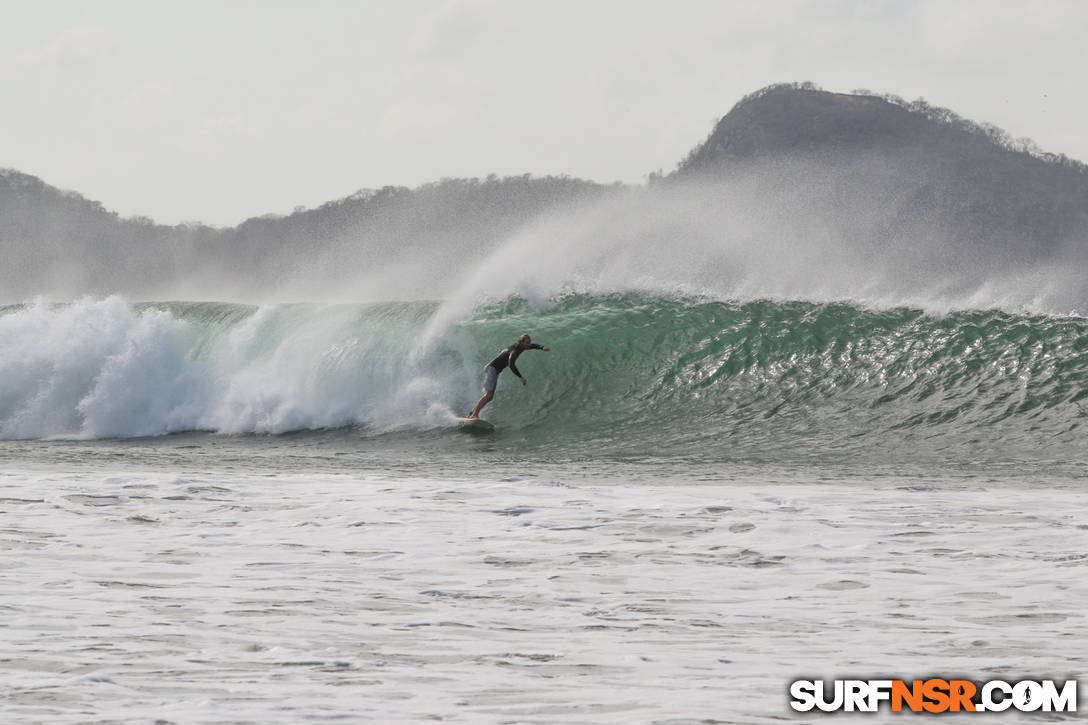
left=508, top=343, right=549, bottom=384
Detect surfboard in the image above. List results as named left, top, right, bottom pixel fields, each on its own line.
left=456, top=417, right=495, bottom=433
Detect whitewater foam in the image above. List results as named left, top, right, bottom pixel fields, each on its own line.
left=0, top=297, right=474, bottom=439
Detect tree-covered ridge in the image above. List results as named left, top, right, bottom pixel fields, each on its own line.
left=677, top=82, right=1087, bottom=174
left=0, top=171, right=613, bottom=300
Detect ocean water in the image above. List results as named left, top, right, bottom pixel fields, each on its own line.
left=2, top=293, right=1087, bottom=723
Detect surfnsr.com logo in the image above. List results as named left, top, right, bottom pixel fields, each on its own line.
left=789, top=678, right=1078, bottom=713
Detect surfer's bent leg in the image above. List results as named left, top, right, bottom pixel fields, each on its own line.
left=468, top=365, right=498, bottom=419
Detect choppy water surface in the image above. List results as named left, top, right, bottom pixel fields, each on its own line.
left=2, top=464, right=1086, bottom=724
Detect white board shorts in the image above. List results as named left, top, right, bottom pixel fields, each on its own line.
left=483, top=365, right=498, bottom=393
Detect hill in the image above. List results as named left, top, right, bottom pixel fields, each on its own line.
left=674, top=84, right=1088, bottom=262
left=0, top=171, right=612, bottom=300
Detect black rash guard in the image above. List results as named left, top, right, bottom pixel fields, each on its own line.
left=487, top=343, right=544, bottom=378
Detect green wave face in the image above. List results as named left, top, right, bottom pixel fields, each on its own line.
left=2, top=294, right=1086, bottom=467
left=467, top=295, right=1088, bottom=465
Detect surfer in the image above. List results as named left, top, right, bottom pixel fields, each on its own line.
left=467, top=333, right=549, bottom=419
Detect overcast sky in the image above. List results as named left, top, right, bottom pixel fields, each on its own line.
left=2, top=0, right=1086, bottom=226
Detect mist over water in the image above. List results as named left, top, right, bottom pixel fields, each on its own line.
left=7, top=155, right=1088, bottom=311
left=264, top=165, right=1066, bottom=315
